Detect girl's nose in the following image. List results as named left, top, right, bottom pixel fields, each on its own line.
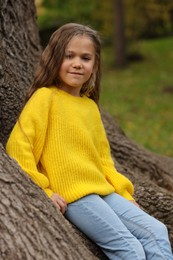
left=72, top=58, right=82, bottom=69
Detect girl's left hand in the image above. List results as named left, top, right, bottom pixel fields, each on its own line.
left=130, top=200, right=140, bottom=208
left=51, top=193, right=67, bottom=214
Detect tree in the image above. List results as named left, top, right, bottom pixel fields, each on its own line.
left=112, top=0, right=126, bottom=67
left=0, top=0, right=173, bottom=259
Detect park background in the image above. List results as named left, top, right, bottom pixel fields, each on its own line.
left=35, top=0, right=173, bottom=157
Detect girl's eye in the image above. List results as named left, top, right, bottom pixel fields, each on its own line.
left=65, top=54, right=73, bottom=59
left=82, top=56, right=91, bottom=61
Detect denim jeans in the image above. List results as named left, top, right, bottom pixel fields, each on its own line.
left=65, top=193, right=173, bottom=260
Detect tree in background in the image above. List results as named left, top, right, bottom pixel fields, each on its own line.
left=112, top=0, right=126, bottom=67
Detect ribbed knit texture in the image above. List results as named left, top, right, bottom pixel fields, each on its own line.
left=6, top=86, right=134, bottom=203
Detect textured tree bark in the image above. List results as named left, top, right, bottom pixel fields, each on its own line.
left=0, top=0, right=173, bottom=259
left=0, top=0, right=41, bottom=145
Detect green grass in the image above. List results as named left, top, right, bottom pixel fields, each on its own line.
left=100, top=37, right=173, bottom=157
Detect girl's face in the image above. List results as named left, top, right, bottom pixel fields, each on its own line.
left=58, top=35, right=96, bottom=97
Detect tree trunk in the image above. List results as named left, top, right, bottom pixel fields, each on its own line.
left=0, top=0, right=41, bottom=145
left=112, top=0, right=126, bottom=68
left=0, top=0, right=172, bottom=259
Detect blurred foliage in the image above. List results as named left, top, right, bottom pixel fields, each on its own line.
left=125, top=0, right=173, bottom=39
left=36, top=0, right=104, bottom=30
left=36, top=0, right=173, bottom=43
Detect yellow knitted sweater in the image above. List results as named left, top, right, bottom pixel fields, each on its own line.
left=6, top=86, right=134, bottom=203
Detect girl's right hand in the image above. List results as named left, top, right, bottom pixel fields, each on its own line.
left=51, top=193, right=67, bottom=214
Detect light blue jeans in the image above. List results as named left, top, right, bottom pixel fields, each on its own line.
left=65, top=193, right=173, bottom=260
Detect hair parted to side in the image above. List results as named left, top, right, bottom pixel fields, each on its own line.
left=27, top=23, right=101, bottom=105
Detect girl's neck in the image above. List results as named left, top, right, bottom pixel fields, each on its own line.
left=57, top=85, right=82, bottom=97
left=56, top=86, right=84, bottom=99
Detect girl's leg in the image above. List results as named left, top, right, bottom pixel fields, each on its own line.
left=103, top=193, right=173, bottom=260
left=65, top=194, right=146, bottom=260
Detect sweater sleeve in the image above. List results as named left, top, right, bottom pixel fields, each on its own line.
left=6, top=87, right=53, bottom=198
left=98, top=117, right=134, bottom=201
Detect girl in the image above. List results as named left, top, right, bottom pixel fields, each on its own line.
left=6, top=23, right=173, bottom=260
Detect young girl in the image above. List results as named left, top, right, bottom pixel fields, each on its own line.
left=6, top=23, right=172, bottom=260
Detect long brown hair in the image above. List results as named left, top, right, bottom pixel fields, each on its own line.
left=26, top=23, right=101, bottom=105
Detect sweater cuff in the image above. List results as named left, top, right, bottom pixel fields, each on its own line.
left=122, top=190, right=134, bottom=201
left=44, top=188, right=53, bottom=198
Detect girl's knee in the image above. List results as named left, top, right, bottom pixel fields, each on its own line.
left=131, top=240, right=146, bottom=259
left=102, top=238, right=146, bottom=260
left=152, top=219, right=169, bottom=237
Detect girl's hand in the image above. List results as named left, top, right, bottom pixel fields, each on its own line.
left=51, top=193, right=67, bottom=214
left=130, top=200, right=140, bottom=208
